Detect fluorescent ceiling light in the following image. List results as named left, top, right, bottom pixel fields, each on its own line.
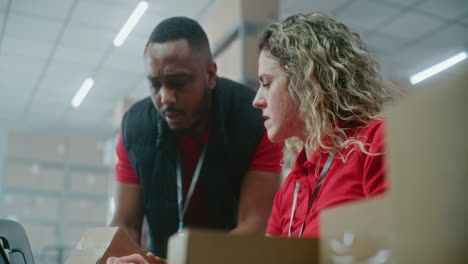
left=72, top=78, right=94, bottom=108
left=113, top=1, right=148, bottom=47
left=410, top=51, right=467, bottom=85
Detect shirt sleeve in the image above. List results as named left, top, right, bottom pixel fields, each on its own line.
left=362, top=120, right=387, bottom=197
left=248, top=131, right=284, bottom=172
left=115, top=131, right=140, bottom=184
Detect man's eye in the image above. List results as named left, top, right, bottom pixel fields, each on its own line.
left=170, top=81, right=186, bottom=89
left=150, top=82, right=161, bottom=92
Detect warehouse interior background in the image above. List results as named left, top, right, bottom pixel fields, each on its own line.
left=0, top=0, right=467, bottom=263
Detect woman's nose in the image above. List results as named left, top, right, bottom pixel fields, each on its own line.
left=252, top=90, right=266, bottom=109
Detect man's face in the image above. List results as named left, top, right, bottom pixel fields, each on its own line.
left=144, top=39, right=216, bottom=134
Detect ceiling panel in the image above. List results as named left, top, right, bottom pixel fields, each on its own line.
left=336, top=0, right=402, bottom=33
left=0, top=72, right=38, bottom=97
left=115, top=35, right=148, bottom=57
left=24, top=101, right=67, bottom=125
left=80, top=0, right=138, bottom=11
left=71, top=1, right=132, bottom=30
left=132, top=6, right=165, bottom=37
left=36, top=63, right=90, bottom=99
left=0, top=0, right=8, bottom=9
left=99, top=51, right=143, bottom=75
left=280, top=0, right=349, bottom=19
left=10, top=0, right=75, bottom=20
left=53, top=45, right=103, bottom=68
left=379, top=0, right=423, bottom=8
left=394, top=46, right=453, bottom=76
left=0, top=54, right=44, bottom=76
left=0, top=111, right=22, bottom=124
left=5, top=13, right=63, bottom=42
left=86, top=69, right=142, bottom=103
left=0, top=92, right=29, bottom=123
left=462, top=14, right=468, bottom=25
left=419, top=24, right=468, bottom=50
left=150, top=0, right=214, bottom=18
left=416, top=0, right=468, bottom=20
left=1, top=34, right=54, bottom=60
left=0, top=92, right=29, bottom=109
left=379, top=11, right=445, bottom=42
left=61, top=23, right=114, bottom=52
left=365, top=31, right=406, bottom=55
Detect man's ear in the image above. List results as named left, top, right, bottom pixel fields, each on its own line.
left=207, top=61, right=217, bottom=90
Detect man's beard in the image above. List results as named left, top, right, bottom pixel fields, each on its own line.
left=171, top=86, right=211, bottom=136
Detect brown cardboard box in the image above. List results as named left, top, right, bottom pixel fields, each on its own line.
left=320, top=62, right=468, bottom=264
left=65, top=227, right=150, bottom=264
left=320, top=198, right=394, bottom=264
left=386, top=61, right=468, bottom=263
left=167, top=229, right=318, bottom=264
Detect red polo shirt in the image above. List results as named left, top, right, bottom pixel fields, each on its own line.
left=116, top=129, right=283, bottom=227
left=267, top=119, right=387, bottom=237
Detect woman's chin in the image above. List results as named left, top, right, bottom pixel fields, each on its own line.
left=267, top=130, right=285, bottom=143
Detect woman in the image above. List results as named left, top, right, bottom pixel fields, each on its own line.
left=254, top=12, right=392, bottom=238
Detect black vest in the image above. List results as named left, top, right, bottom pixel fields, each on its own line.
left=121, top=78, right=265, bottom=258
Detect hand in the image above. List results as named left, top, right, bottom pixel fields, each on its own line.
left=106, top=253, right=167, bottom=264
left=147, top=252, right=167, bottom=264
left=107, top=254, right=149, bottom=264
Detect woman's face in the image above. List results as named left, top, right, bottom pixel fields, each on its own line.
left=253, top=50, right=305, bottom=143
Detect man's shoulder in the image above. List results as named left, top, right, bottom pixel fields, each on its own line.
left=216, top=77, right=256, bottom=98
left=214, top=77, right=265, bottom=136
left=126, top=97, right=153, bottom=115
left=122, top=97, right=158, bottom=142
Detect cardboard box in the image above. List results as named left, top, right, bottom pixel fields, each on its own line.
left=321, top=62, right=468, bottom=264
left=65, top=227, right=150, bottom=264
left=167, top=229, right=318, bottom=264
left=320, top=198, right=394, bottom=264
left=386, top=61, right=468, bottom=263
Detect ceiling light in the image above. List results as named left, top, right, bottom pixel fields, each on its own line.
left=410, top=51, right=467, bottom=85
left=72, top=78, right=94, bottom=108
left=113, top=1, right=149, bottom=47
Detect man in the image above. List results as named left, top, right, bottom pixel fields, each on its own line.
left=109, top=17, right=283, bottom=258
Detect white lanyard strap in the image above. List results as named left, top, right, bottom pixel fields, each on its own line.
left=176, top=143, right=208, bottom=232
left=289, top=151, right=335, bottom=238
left=288, top=181, right=301, bottom=238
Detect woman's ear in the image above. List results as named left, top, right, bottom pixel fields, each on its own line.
left=207, top=62, right=217, bottom=90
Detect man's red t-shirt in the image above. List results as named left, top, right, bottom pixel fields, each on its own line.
left=115, top=129, right=283, bottom=227
left=267, top=119, right=387, bottom=237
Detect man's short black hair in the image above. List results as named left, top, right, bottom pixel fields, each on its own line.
left=146, top=16, right=212, bottom=59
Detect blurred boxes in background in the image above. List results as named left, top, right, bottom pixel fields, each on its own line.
left=1, top=132, right=112, bottom=259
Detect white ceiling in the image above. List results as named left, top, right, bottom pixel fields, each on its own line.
left=0, top=0, right=467, bottom=136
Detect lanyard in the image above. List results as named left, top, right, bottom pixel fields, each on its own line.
left=176, top=143, right=208, bottom=232
left=288, top=151, right=335, bottom=238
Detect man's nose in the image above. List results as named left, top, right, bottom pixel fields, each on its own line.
left=160, top=86, right=176, bottom=105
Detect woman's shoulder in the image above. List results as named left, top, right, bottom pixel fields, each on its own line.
left=352, top=118, right=385, bottom=144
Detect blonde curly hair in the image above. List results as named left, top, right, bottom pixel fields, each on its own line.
left=258, top=12, right=393, bottom=160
